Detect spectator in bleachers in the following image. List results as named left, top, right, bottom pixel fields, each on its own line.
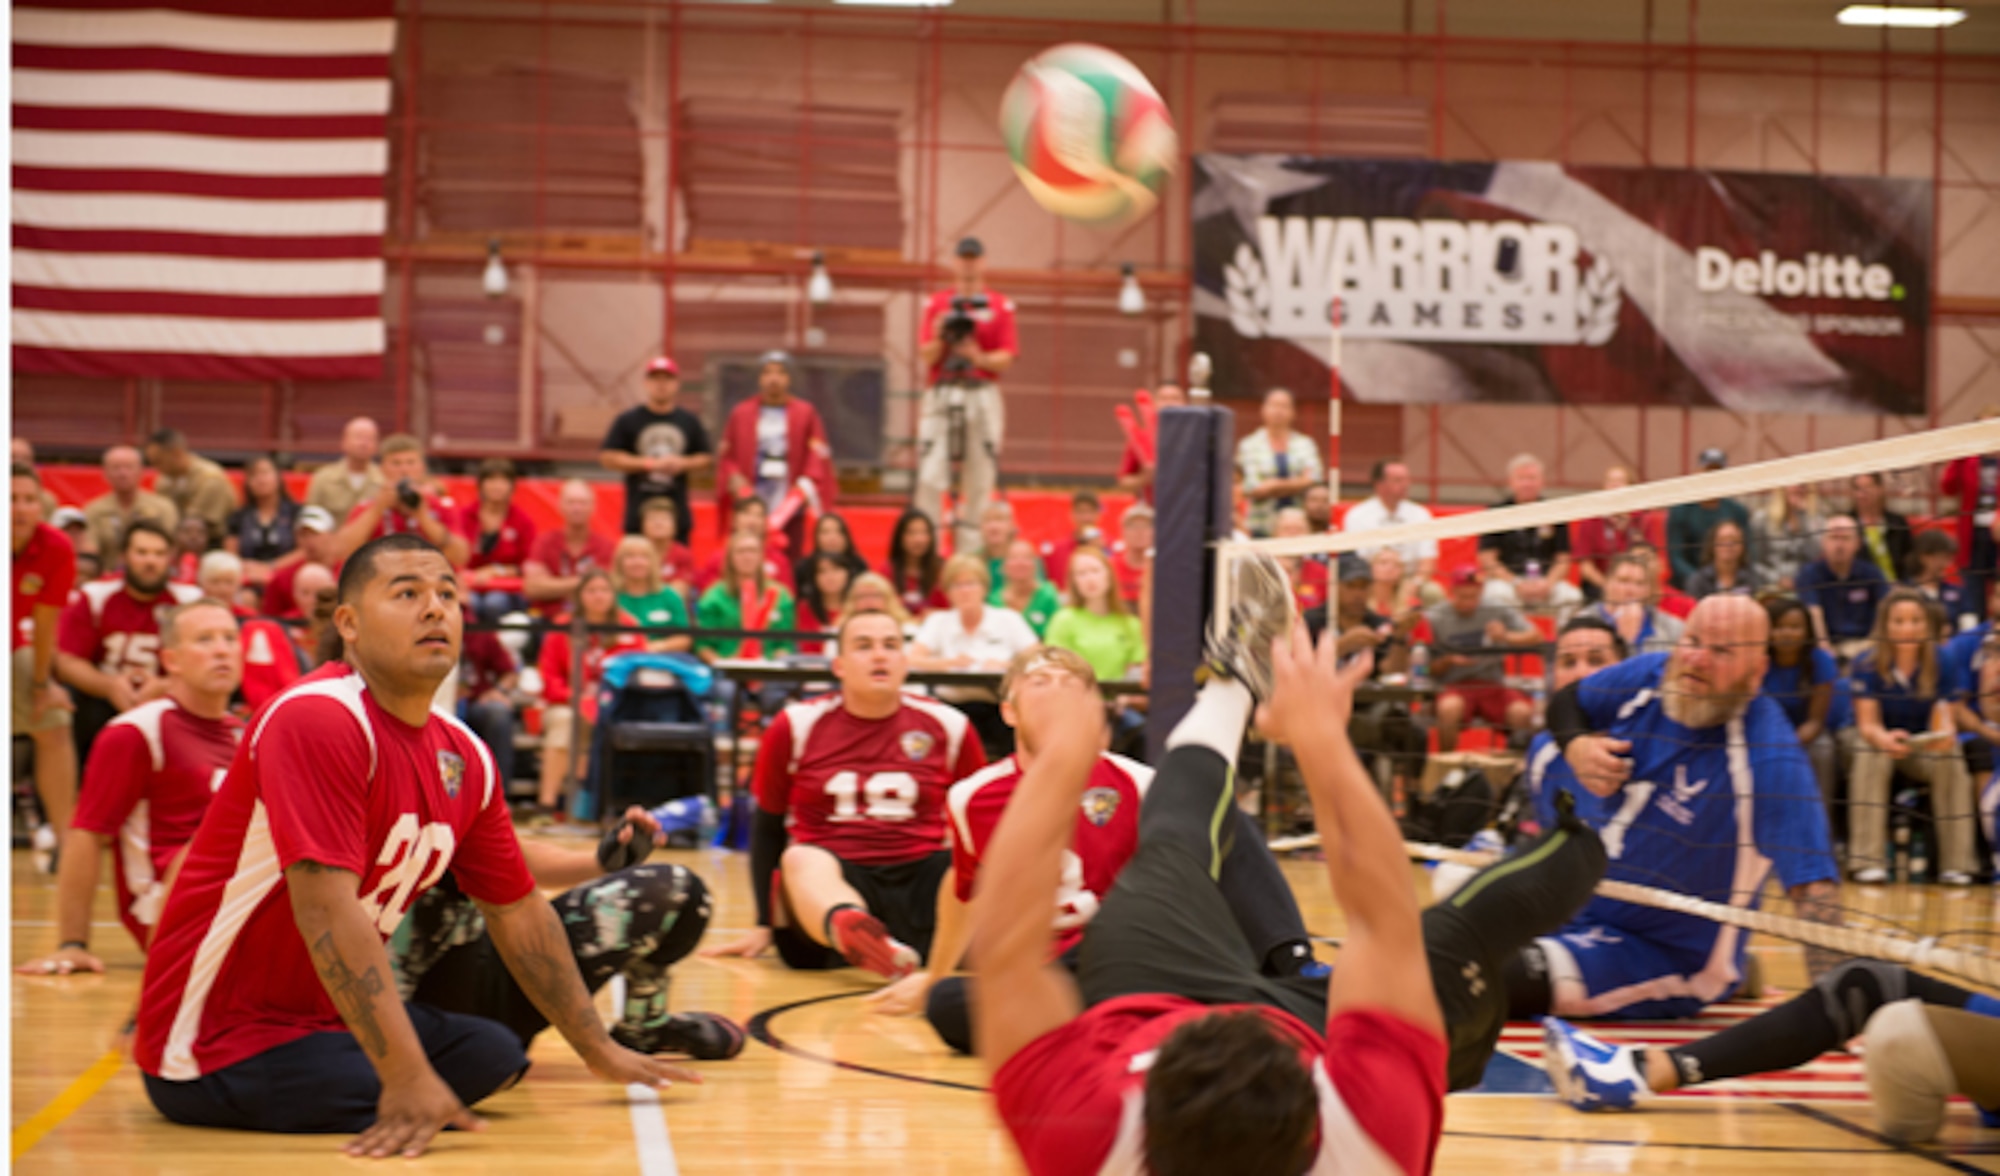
left=327, top=432, right=468, bottom=567
left=694, top=498, right=795, bottom=595
left=55, top=520, right=203, bottom=763
left=52, top=506, right=94, bottom=569
left=1938, top=416, right=2000, bottom=618
left=1751, top=482, right=1825, bottom=593
left=1425, top=568, right=1543, bottom=753
left=460, top=626, right=520, bottom=794
left=1303, top=482, right=1336, bottom=537
left=841, top=572, right=913, bottom=639
left=525, top=478, right=615, bottom=620
left=1044, top=546, right=1144, bottom=686
left=13, top=439, right=60, bottom=519
left=1115, top=383, right=1185, bottom=505
left=910, top=554, right=1039, bottom=757
left=1273, top=507, right=1328, bottom=615
left=716, top=349, right=835, bottom=560
left=638, top=497, right=696, bottom=597
left=536, top=569, right=647, bottom=813
left=992, top=538, right=1060, bottom=638
left=284, top=562, right=337, bottom=659
left=171, top=516, right=214, bottom=585
left=1664, top=448, right=1750, bottom=590
left=1944, top=592, right=2000, bottom=781
left=796, top=512, right=869, bottom=588
left=1797, top=515, right=1890, bottom=659
left=1038, top=490, right=1102, bottom=590
left=1852, top=471, right=1913, bottom=581
left=1476, top=453, right=1582, bottom=620
left=224, top=457, right=298, bottom=593
left=13, top=464, right=78, bottom=848
left=259, top=505, right=335, bottom=619
left=195, top=551, right=245, bottom=613
left=1365, top=547, right=1425, bottom=623
left=1235, top=388, right=1323, bottom=537
left=612, top=535, right=691, bottom=654
left=1629, top=541, right=1696, bottom=619
left=974, top=500, right=1026, bottom=590
left=145, top=428, right=238, bottom=539
left=1847, top=587, right=1977, bottom=885
left=883, top=507, right=947, bottom=615
left=303, top=415, right=383, bottom=522
left=1685, top=519, right=1762, bottom=600
left=196, top=547, right=307, bottom=706
left=795, top=552, right=853, bottom=653
left=599, top=355, right=712, bottom=540
left=1110, top=504, right=1152, bottom=606
left=83, top=445, right=177, bottom=565
left=455, top=457, right=536, bottom=624
left=1343, top=459, right=1437, bottom=587
left=1581, top=552, right=1686, bottom=655
left=1907, top=528, right=1978, bottom=635
left=1571, top=464, right=1662, bottom=602
left=1763, top=596, right=1848, bottom=812
left=696, top=531, right=797, bottom=661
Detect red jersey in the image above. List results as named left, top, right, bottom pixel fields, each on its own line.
left=13, top=522, right=76, bottom=650
left=526, top=530, right=616, bottom=616
left=658, top=542, right=695, bottom=587
left=1109, top=543, right=1145, bottom=605
left=133, top=664, right=534, bottom=1081
left=946, top=752, right=1151, bottom=956
left=753, top=693, right=985, bottom=865
left=57, top=579, right=204, bottom=679
left=453, top=501, right=537, bottom=571
left=238, top=618, right=311, bottom=711
left=993, top=996, right=1447, bottom=1176
left=461, top=629, right=518, bottom=699
left=70, top=697, right=241, bottom=946
left=263, top=559, right=305, bottom=618
left=1292, top=558, right=1329, bottom=615
left=919, top=287, right=1019, bottom=384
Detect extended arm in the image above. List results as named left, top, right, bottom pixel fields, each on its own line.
left=1787, top=879, right=1848, bottom=980
left=1798, top=680, right=1832, bottom=744
left=55, top=650, right=133, bottom=710
left=17, top=829, right=109, bottom=974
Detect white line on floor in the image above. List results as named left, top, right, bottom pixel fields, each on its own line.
left=611, top=975, right=682, bottom=1176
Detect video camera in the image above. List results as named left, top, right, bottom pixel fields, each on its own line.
left=937, top=294, right=989, bottom=377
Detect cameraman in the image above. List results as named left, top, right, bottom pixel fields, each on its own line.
left=916, top=236, right=1017, bottom=551
left=325, top=432, right=469, bottom=567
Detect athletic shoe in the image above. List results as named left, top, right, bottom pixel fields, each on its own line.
left=1202, top=551, right=1295, bottom=701
left=30, top=824, right=57, bottom=876
left=830, top=907, right=919, bottom=980
left=1852, top=866, right=1889, bottom=885
left=1939, top=871, right=1974, bottom=886
left=1542, top=1017, right=1647, bottom=1112
left=612, top=1011, right=747, bottom=1061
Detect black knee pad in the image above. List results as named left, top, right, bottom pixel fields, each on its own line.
left=925, top=976, right=975, bottom=1055
left=652, top=867, right=711, bottom=965
left=1815, top=960, right=1909, bottom=1041
left=1502, top=943, right=1553, bottom=1021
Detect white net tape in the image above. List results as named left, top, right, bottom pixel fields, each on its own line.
left=1259, top=833, right=2000, bottom=992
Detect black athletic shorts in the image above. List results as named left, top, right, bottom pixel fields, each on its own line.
left=774, top=849, right=952, bottom=971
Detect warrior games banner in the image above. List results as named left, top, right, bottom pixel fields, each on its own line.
left=1192, top=157, right=1932, bottom=414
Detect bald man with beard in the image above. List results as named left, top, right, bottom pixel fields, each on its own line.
left=1505, top=595, right=1842, bottom=1027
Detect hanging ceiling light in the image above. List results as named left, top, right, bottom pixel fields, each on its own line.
left=1117, top=263, right=1146, bottom=316
left=1836, top=5, right=1965, bottom=26
left=481, top=238, right=509, bottom=299
left=807, top=251, right=834, bottom=305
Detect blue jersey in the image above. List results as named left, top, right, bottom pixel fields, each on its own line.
left=1760, top=647, right=1852, bottom=731
left=1537, top=653, right=1837, bottom=960
left=1943, top=622, right=1990, bottom=720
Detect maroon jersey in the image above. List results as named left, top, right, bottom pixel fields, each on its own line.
left=132, top=663, right=536, bottom=1081
left=993, top=996, right=1447, bottom=1176
left=57, top=579, right=204, bottom=680
left=13, top=522, right=76, bottom=650
left=753, top=693, right=984, bottom=865
left=70, top=697, right=241, bottom=946
left=946, top=753, right=1151, bottom=956
left=526, top=530, right=616, bottom=616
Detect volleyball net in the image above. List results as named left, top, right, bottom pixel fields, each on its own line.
left=1148, top=411, right=2000, bottom=992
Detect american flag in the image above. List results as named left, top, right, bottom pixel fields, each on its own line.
left=11, top=0, right=395, bottom=382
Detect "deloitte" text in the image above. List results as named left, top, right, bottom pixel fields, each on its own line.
left=1694, top=247, right=1897, bottom=301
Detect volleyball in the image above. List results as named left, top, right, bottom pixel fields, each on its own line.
left=999, top=43, right=1178, bottom=227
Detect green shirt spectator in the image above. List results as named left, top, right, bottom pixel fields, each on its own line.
left=695, top=582, right=795, bottom=659
left=1043, top=606, right=1144, bottom=682
left=991, top=578, right=1061, bottom=638
left=619, top=586, right=688, bottom=631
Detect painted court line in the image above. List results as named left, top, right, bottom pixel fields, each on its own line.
left=611, top=975, right=681, bottom=1176
left=11, top=1049, right=123, bottom=1161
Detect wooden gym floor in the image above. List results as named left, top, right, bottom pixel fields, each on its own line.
left=13, top=835, right=2000, bottom=1174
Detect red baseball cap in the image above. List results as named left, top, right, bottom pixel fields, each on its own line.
left=645, top=355, right=679, bottom=376
left=1451, top=568, right=1481, bottom=587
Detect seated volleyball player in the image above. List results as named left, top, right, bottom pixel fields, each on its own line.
left=18, top=599, right=243, bottom=976
left=869, top=646, right=1323, bottom=1053
left=392, top=806, right=743, bottom=1062
left=132, top=535, right=696, bottom=1158
left=704, top=609, right=986, bottom=976
left=975, top=556, right=1608, bottom=1176
left=1514, top=594, right=1842, bottom=1026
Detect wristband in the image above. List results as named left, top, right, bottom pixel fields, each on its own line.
left=58, top=940, right=88, bottom=952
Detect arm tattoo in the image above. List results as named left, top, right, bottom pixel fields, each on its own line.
left=1791, top=881, right=1850, bottom=980
left=308, top=929, right=389, bottom=1059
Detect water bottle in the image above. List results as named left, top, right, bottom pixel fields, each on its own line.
left=1525, top=559, right=1543, bottom=582
left=1409, top=643, right=1430, bottom=685
left=648, top=795, right=719, bottom=847
left=1909, top=828, right=1930, bottom=883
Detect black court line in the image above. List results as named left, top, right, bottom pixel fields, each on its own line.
left=1781, top=1102, right=2000, bottom=1174
left=749, top=989, right=1993, bottom=1162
